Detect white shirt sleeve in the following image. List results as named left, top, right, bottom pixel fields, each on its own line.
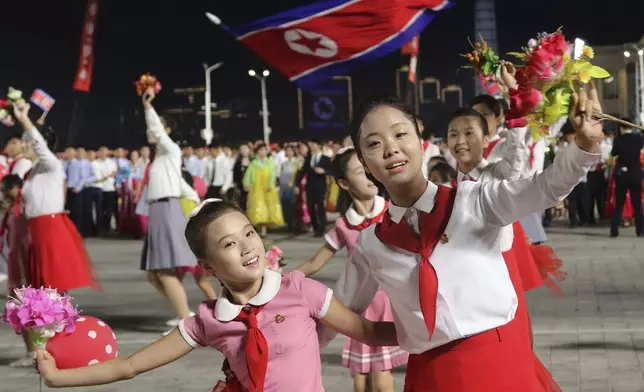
left=476, top=142, right=600, bottom=227
left=145, top=108, right=181, bottom=158
left=221, top=159, right=233, bottom=192
left=488, top=127, right=528, bottom=181
left=180, top=178, right=200, bottom=203
left=334, top=241, right=380, bottom=314
left=22, top=128, right=61, bottom=172
left=12, top=159, right=33, bottom=179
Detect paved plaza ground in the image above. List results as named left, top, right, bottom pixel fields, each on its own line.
left=2, top=224, right=644, bottom=391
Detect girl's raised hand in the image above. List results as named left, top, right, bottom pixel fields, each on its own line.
left=570, top=81, right=603, bottom=153
left=498, top=61, right=518, bottom=91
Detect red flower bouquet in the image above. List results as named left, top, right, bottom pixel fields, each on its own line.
left=135, top=73, right=162, bottom=96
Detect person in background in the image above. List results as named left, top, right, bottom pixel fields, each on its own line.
left=133, top=146, right=150, bottom=179
left=609, top=119, right=644, bottom=237
left=420, top=127, right=441, bottom=179
left=96, top=146, right=118, bottom=235
left=141, top=88, right=198, bottom=331
left=278, top=146, right=298, bottom=230
left=204, top=144, right=233, bottom=200
left=86, top=150, right=103, bottom=237
left=587, top=130, right=612, bottom=225
left=438, top=138, right=458, bottom=169
left=4, top=136, right=32, bottom=179
left=182, top=146, right=201, bottom=177
left=195, top=147, right=209, bottom=179
left=294, top=139, right=332, bottom=237
left=12, top=102, right=98, bottom=366
left=76, top=148, right=97, bottom=237
left=562, top=127, right=589, bottom=228
left=65, top=147, right=85, bottom=232
left=428, top=162, right=456, bottom=187
left=243, top=143, right=285, bottom=237
left=231, top=143, right=251, bottom=210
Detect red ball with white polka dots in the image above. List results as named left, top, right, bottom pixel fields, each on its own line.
left=46, top=316, right=118, bottom=369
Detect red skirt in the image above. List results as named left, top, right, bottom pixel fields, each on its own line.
left=402, top=235, right=559, bottom=392
left=511, top=222, right=544, bottom=292
left=29, top=213, right=99, bottom=292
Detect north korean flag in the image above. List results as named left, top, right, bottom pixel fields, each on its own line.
left=208, top=0, right=452, bottom=89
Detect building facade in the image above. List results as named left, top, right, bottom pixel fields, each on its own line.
left=593, top=35, right=644, bottom=128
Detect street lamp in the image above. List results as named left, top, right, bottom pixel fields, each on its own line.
left=625, top=45, right=644, bottom=125
left=248, top=69, right=271, bottom=145
left=202, top=62, right=223, bottom=145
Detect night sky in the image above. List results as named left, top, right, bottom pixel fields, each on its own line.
left=2, top=0, right=642, bottom=149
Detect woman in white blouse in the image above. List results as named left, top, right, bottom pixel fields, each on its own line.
left=11, top=104, right=98, bottom=367
left=140, top=88, right=198, bottom=327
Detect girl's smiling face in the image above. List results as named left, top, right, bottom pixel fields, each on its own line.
left=339, top=154, right=378, bottom=200
left=199, top=210, right=267, bottom=285
left=357, top=105, right=424, bottom=189
left=447, top=115, right=488, bottom=170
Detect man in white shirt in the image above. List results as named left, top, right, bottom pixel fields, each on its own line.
left=85, top=150, right=104, bottom=236
left=204, top=145, right=233, bottom=199
left=96, top=146, right=118, bottom=233
left=195, top=147, right=209, bottom=179
left=182, top=146, right=201, bottom=178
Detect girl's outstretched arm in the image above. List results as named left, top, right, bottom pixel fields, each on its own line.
left=36, top=329, right=194, bottom=388
left=296, top=244, right=336, bottom=277
left=321, top=296, right=398, bottom=347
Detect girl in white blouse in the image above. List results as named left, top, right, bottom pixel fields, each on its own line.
left=140, top=88, right=198, bottom=328
left=332, top=83, right=604, bottom=392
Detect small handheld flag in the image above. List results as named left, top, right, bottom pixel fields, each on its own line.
left=208, top=0, right=452, bottom=89
left=30, top=89, right=56, bottom=112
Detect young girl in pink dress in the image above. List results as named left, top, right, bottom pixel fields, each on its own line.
left=297, top=148, right=407, bottom=392
left=36, top=199, right=399, bottom=392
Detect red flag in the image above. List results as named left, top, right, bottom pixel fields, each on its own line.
left=73, top=0, right=99, bottom=92
left=211, top=0, right=451, bottom=88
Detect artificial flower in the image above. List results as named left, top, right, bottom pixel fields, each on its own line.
left=582, top=45, right=594, bottom=59
left=6, top=87, right=24, bottom=103
left=135, top=73, right=162, bottom=97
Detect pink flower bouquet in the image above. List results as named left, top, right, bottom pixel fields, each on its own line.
left=2, top=286, right=79, bottom=346
left=266, top=246, right=284, bottom=272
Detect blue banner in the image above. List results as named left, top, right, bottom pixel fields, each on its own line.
left=299, top=77, right=351, bottom=133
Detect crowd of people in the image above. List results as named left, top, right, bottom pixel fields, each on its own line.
left=0, top=67, right=640, bottom=391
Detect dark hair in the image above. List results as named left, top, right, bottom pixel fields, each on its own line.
left=448, top=108, right=490, bottom=136
left=619, top=117, right=633, bottom=131
left=470, top=94, right=503, bottom=118
left=330, top=148, right=357, bottom=181
left=38, top=125, right=58, bottom=151
left=1, top=174, right=23, bottom=194
left=185, top=200, right=244, bottom=259
left=254, top=143, right=267, bottom=154
left=350, top=94, right=420, bottom=156
left=428, top=162, right=456, bottom=184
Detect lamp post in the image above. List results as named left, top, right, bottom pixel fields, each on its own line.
left=625, top=47, right=644, bottom=125
left=202, top=62, right=223, bottom=145
left=249, top=69, right=271, bottom=145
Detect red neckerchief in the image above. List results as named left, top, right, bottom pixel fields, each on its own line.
left=483, top=138, right=501, bottom=159
left=527, top=141, right=537, bottom=169
left=374, top=185, right=456, bottom=338
left=343, top=201, right=389, bottom=231
left=235, top=304, right=268, bottom=392
left=8, top=156, right=23, bottom=174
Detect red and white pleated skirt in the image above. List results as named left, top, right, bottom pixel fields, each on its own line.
left=28, top=213, right=99, bottom=292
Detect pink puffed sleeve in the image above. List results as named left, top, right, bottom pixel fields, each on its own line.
left=178, top=301, right=213, bottom=348
left=324, top=220, right=346, bottom=251
left=289, top=271, right=333, bottom=319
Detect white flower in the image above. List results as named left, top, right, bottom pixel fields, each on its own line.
left=0, top=109, right=8, bottom=120
left=7, top=87, right=23, bottom=101
left=527, top=39, right=537, bottom=48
